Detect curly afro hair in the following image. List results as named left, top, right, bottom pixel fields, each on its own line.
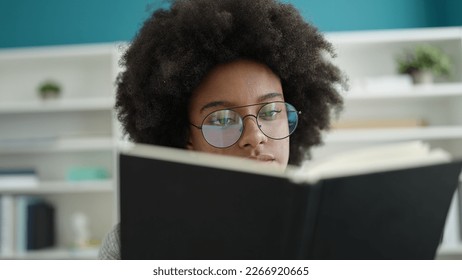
left=115, top=0, right=345, bottom=166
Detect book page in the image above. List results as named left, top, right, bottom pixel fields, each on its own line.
left=118, top=142, right=287, bottom=179
left=290, top=141, right=453, bottom=183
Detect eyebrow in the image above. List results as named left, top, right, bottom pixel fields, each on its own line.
left=199, top=92, right=284, bottom=113
left=258, top=92, right=283, bottom=102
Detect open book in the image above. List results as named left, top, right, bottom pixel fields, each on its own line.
left=293, top=141, right=453, bottom=183
left=118, top=141, right=462, bottom=259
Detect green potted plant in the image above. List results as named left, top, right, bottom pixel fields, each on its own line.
left=38, top=80, right=62, bottom=99
left=396, top=44, right=452, bottom=84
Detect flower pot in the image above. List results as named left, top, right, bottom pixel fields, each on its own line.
left=40, top=90, right=61, bottom=100
left=411, top=70, right=434, bottom=85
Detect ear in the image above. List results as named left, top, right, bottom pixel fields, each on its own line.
left=186, top=133, right=194, bottom=150
left=186, top=141, right=194, bottom=150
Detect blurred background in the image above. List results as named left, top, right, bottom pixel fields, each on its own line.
left=1, top=0, right=462, bottom=48
left=0, top=0, right=461, bottom=259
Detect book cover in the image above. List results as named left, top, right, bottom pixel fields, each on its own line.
left=26, top=200, right=55, bottom=250
left=118, top=142, right=462, bottom=259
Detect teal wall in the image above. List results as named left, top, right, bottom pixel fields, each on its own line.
left=0, top=0, right=164, bottom=48
left=291, top=0, right=429, bottom=31
left=0, top=0, right=461, bottom=48
left=444, top=0, right=462, bottom=26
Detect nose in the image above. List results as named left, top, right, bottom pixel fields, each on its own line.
left=237, top=115, right=267, bottom=148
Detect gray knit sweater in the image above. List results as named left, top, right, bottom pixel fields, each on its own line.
left=98, top=224, right=121, bottom=260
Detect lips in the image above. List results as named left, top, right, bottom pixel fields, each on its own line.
left=248, top=154, right=275, bottom=162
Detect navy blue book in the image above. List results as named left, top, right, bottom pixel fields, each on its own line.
left=119, top=143, right=462, bottom=260
left=26, top=200, right=55, bottom=250
left=0, top=169, right=35, bottom=176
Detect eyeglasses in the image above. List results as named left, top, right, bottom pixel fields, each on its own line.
left=190, top=101, right=300, bottom=148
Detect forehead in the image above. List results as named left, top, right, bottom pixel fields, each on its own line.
left=190, top=59, right=283, bottom=106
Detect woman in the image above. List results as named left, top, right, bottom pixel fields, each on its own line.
left=99, top=0, right=345, bottom=259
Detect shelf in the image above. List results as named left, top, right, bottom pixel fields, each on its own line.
left=0, top=42, right=123, bottom=61
left=324, top=126, right=462, bottom=143
left=0, top=247, right=99, bottom=260
left=326, top=27, right=462, bottom=45
left=0, top=136, right=116, bottom=154
left=344, top=83, right=462, bottom=100
left=0, top=180, right=114, bottom=194
left=0, top=97, right=114, bottom=114
left=0, top=43, right=119, bottom=261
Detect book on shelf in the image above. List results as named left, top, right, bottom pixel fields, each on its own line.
left=26, top=199, right=55, bottom=251
left=459, top=185, right=462, bottom=243
left=16, top=196, right=55, bottom=252
left=0, top=195, right=15, bottom=256
left=118, top=141, right=462, bottom=259
left=1, top=195, right=55, bottom=256
left=0, top=168, right=38, bottom=188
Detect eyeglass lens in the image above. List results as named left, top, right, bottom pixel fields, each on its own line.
left=201, top=102, right=298, bottom=148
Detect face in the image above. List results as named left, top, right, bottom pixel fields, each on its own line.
left=187, top=59, right=290, bottom=169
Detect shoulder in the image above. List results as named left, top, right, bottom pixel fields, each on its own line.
left=98, top=223, right=121, bottom=260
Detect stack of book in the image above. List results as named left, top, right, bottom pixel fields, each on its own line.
left=0, top=196, right=55, bottom=256
left=0, top=168, right=38, bottom=189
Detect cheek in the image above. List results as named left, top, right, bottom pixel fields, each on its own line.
left=189, top=129, right=217, bottom=153
left=274, top=138, right=290, bottom=166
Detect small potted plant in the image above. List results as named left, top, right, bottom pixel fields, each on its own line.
left=38, top=80, right=62, bottom=100
left=396, top=44, right=452, bottom=84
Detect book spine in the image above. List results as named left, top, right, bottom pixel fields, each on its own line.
left=278, top=182, right=309, bottom=258
left=0, top=195, right=15, bottom=256
left=26, top=200, right=55, bottom=250
left=458, top=181, right=462, bottom=242
left=296, top=182, right=323, bottom=259
left=16, top=196, right=42, bottom=253
left=15, top=196, right=27, bottom=253
left=0, top=197, right=2, bottom=253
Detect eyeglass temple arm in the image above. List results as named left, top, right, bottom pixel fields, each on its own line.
left=189, top=123, right=202, bottom=129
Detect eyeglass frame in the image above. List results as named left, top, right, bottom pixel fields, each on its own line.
left=189, top=101, right=301, bottom=148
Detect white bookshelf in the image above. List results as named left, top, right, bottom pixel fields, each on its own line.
left=324, top=126, right=462, bottom=143
left=324, top=26, right=462, bottom=44
left=0, top=43, right=123, bottom=259
left=0, top=136, right=115, bottom=154
left=0, top=97, right=114, bottom=113
left=0, top=180, right=114, bottom=194
left=346, top=82, right=462, bottom=99
left=314, top=27, right=462, bottom=259
left=2, top=247, right=99, bottom=260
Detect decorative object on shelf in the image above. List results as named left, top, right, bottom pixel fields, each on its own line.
left=37, top=80, right=62, bottom=100
left=66, top=166, right=108, bottom=181
left=71, top=212, right=91, bottom=248
left=395, top=44, right=452, bottom=84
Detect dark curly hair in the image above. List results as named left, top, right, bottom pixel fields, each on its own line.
left=115, top=0, right=345, bottom=165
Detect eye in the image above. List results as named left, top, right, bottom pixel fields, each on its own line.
left=205, top=110, right=239, bottom=127
left=259, top=109, right=282, bottom=120
left=210, top=117, right=234, bottom=126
